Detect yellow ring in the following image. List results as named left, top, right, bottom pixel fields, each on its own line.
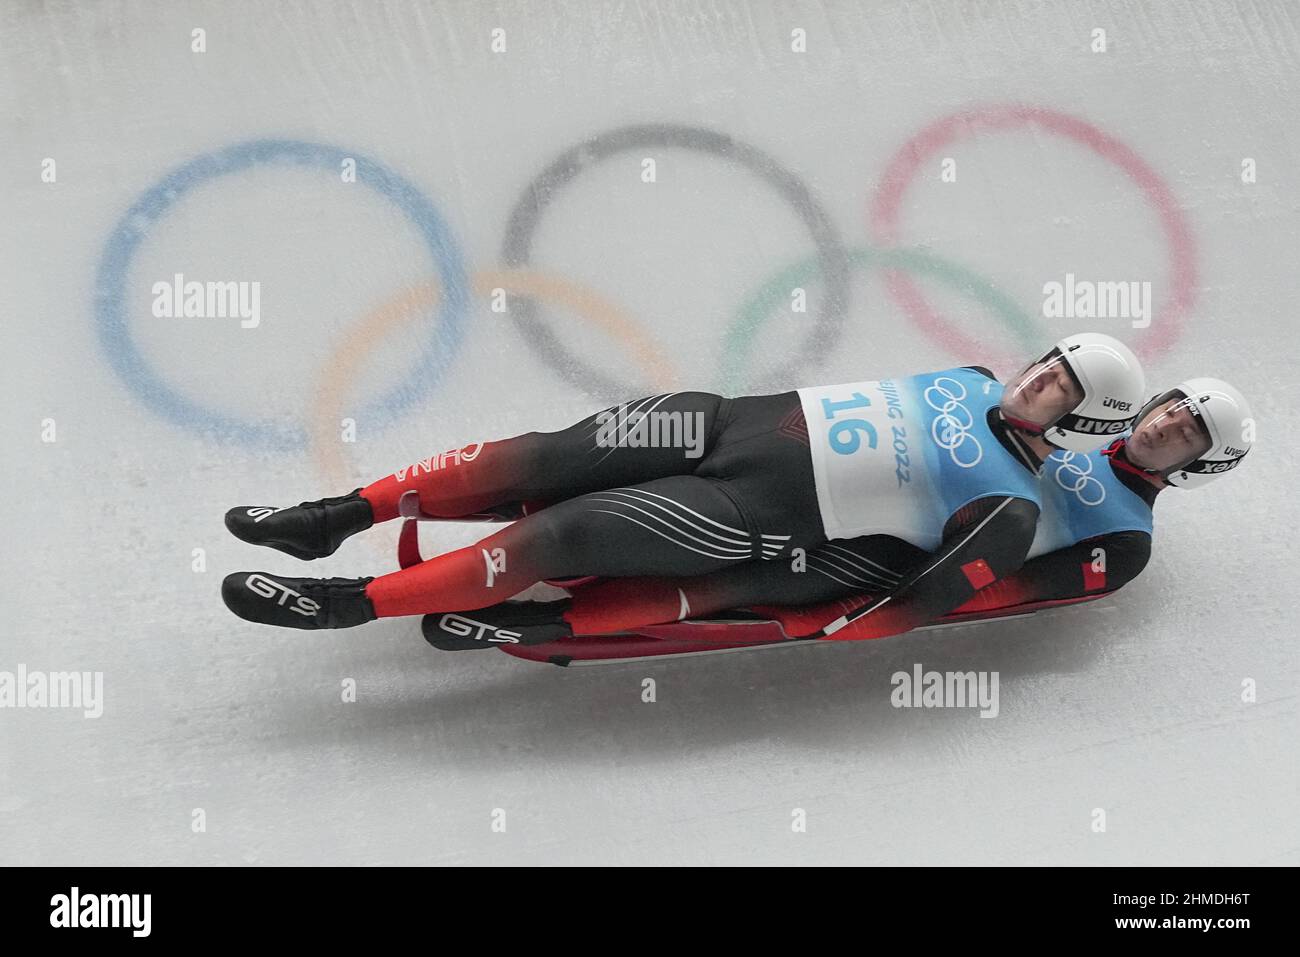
left=310, top=270, right=680, bottom=557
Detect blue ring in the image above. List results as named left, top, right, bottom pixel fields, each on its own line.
left=93, top=139, right=469, bottom=450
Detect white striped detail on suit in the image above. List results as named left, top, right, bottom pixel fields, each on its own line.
left=586, top=486, right=790, bottom=562
left=584, top=393, right=682, bottom=466
left=806, top=542, right=901, bottom=590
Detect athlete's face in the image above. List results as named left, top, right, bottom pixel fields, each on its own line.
left=1126, top=394, right=1211, bottom=472
left=1003, top=356, right=1084, bottom=427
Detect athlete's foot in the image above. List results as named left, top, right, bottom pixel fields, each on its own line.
left=222, top=572, right=377, bottom=629
left=422, top=600, right=573, bottom=651
left=224, top=489, right=374, bottom=560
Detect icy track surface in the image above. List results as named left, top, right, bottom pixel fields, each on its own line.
left=2, top=0, right=1297, bottom=865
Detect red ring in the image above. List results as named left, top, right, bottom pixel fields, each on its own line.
left=869, top=103, right=1196, bottom=365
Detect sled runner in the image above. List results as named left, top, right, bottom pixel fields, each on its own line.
left=496, top=594, right=1106, bottom=666
left=396, top=490, right=1108, bottom=666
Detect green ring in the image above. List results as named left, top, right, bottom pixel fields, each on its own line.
left=722, top=246, right=1039, bottom=392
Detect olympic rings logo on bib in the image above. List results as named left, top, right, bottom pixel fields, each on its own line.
left=924, top=377, right=982, bottom=469
left=1052, top=451, right=1106, bottom=506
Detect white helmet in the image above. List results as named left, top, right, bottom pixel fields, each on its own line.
left=1129, top=377, right=1254, bottom=488
left=1011, top=333, right=1146, bottom=452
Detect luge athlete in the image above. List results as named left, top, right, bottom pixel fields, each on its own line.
left=221, top=334, right=1145, bottom=645
left=502, top=376, right=1252, bottom=646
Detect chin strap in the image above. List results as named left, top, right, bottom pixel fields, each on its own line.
left=989, top=409, right=1044, bottom=473
left=1000, top=413, right=1046, bottom=435
left=1102, top=438, right=1163, bottom=483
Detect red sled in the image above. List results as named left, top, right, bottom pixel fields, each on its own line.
left=496, top=593, right=1109, bottom=667
left=395, top=491, right=1109, bottom=667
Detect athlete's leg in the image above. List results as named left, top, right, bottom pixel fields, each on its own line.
left=557, top=534, right=925, bottom=634
left=361, top=392, right=730, bottom=521
left=225, top=392, right=729, bottom=559
left=224, top=472, right=773, bottom=628
left=537, top=390, right=832, bottom=632
left=365, top=473, right=764, bottom=618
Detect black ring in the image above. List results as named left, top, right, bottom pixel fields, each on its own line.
left=500, top=123, right=852, bottom=400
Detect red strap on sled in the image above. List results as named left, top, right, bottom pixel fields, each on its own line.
left=397, top=518, right=423, bottom=569
left=396, top=491, right=427, bottom=569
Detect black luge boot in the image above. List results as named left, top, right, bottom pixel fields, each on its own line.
left=222, top=572, right=377, bottom=629
left=224, top=489, right=374, bottom=560
left=422, top=600, right=573, bottom=651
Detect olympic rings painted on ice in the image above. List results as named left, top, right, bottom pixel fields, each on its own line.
left=96, top=108, right=1198, bottom=454
left=500, top=123, right=852, bottom=400
left=311, top=270, right=681, bottom=491
left=869, top=103, right=1196, bottom=366
left=1051, top=450, right=1106, bottom=506
left=924, top=376, right=983, bottom=468
left=93, top=139, right=470, bottom=450
left=720, top=244, right=1040, bottom=393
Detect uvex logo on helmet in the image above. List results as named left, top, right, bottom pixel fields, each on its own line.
left=1060, top=413, right=1135, bottom=435
left=1194, top=459, right=1242, bottom=474
left=1102, top=396, right=1132, bottom=411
